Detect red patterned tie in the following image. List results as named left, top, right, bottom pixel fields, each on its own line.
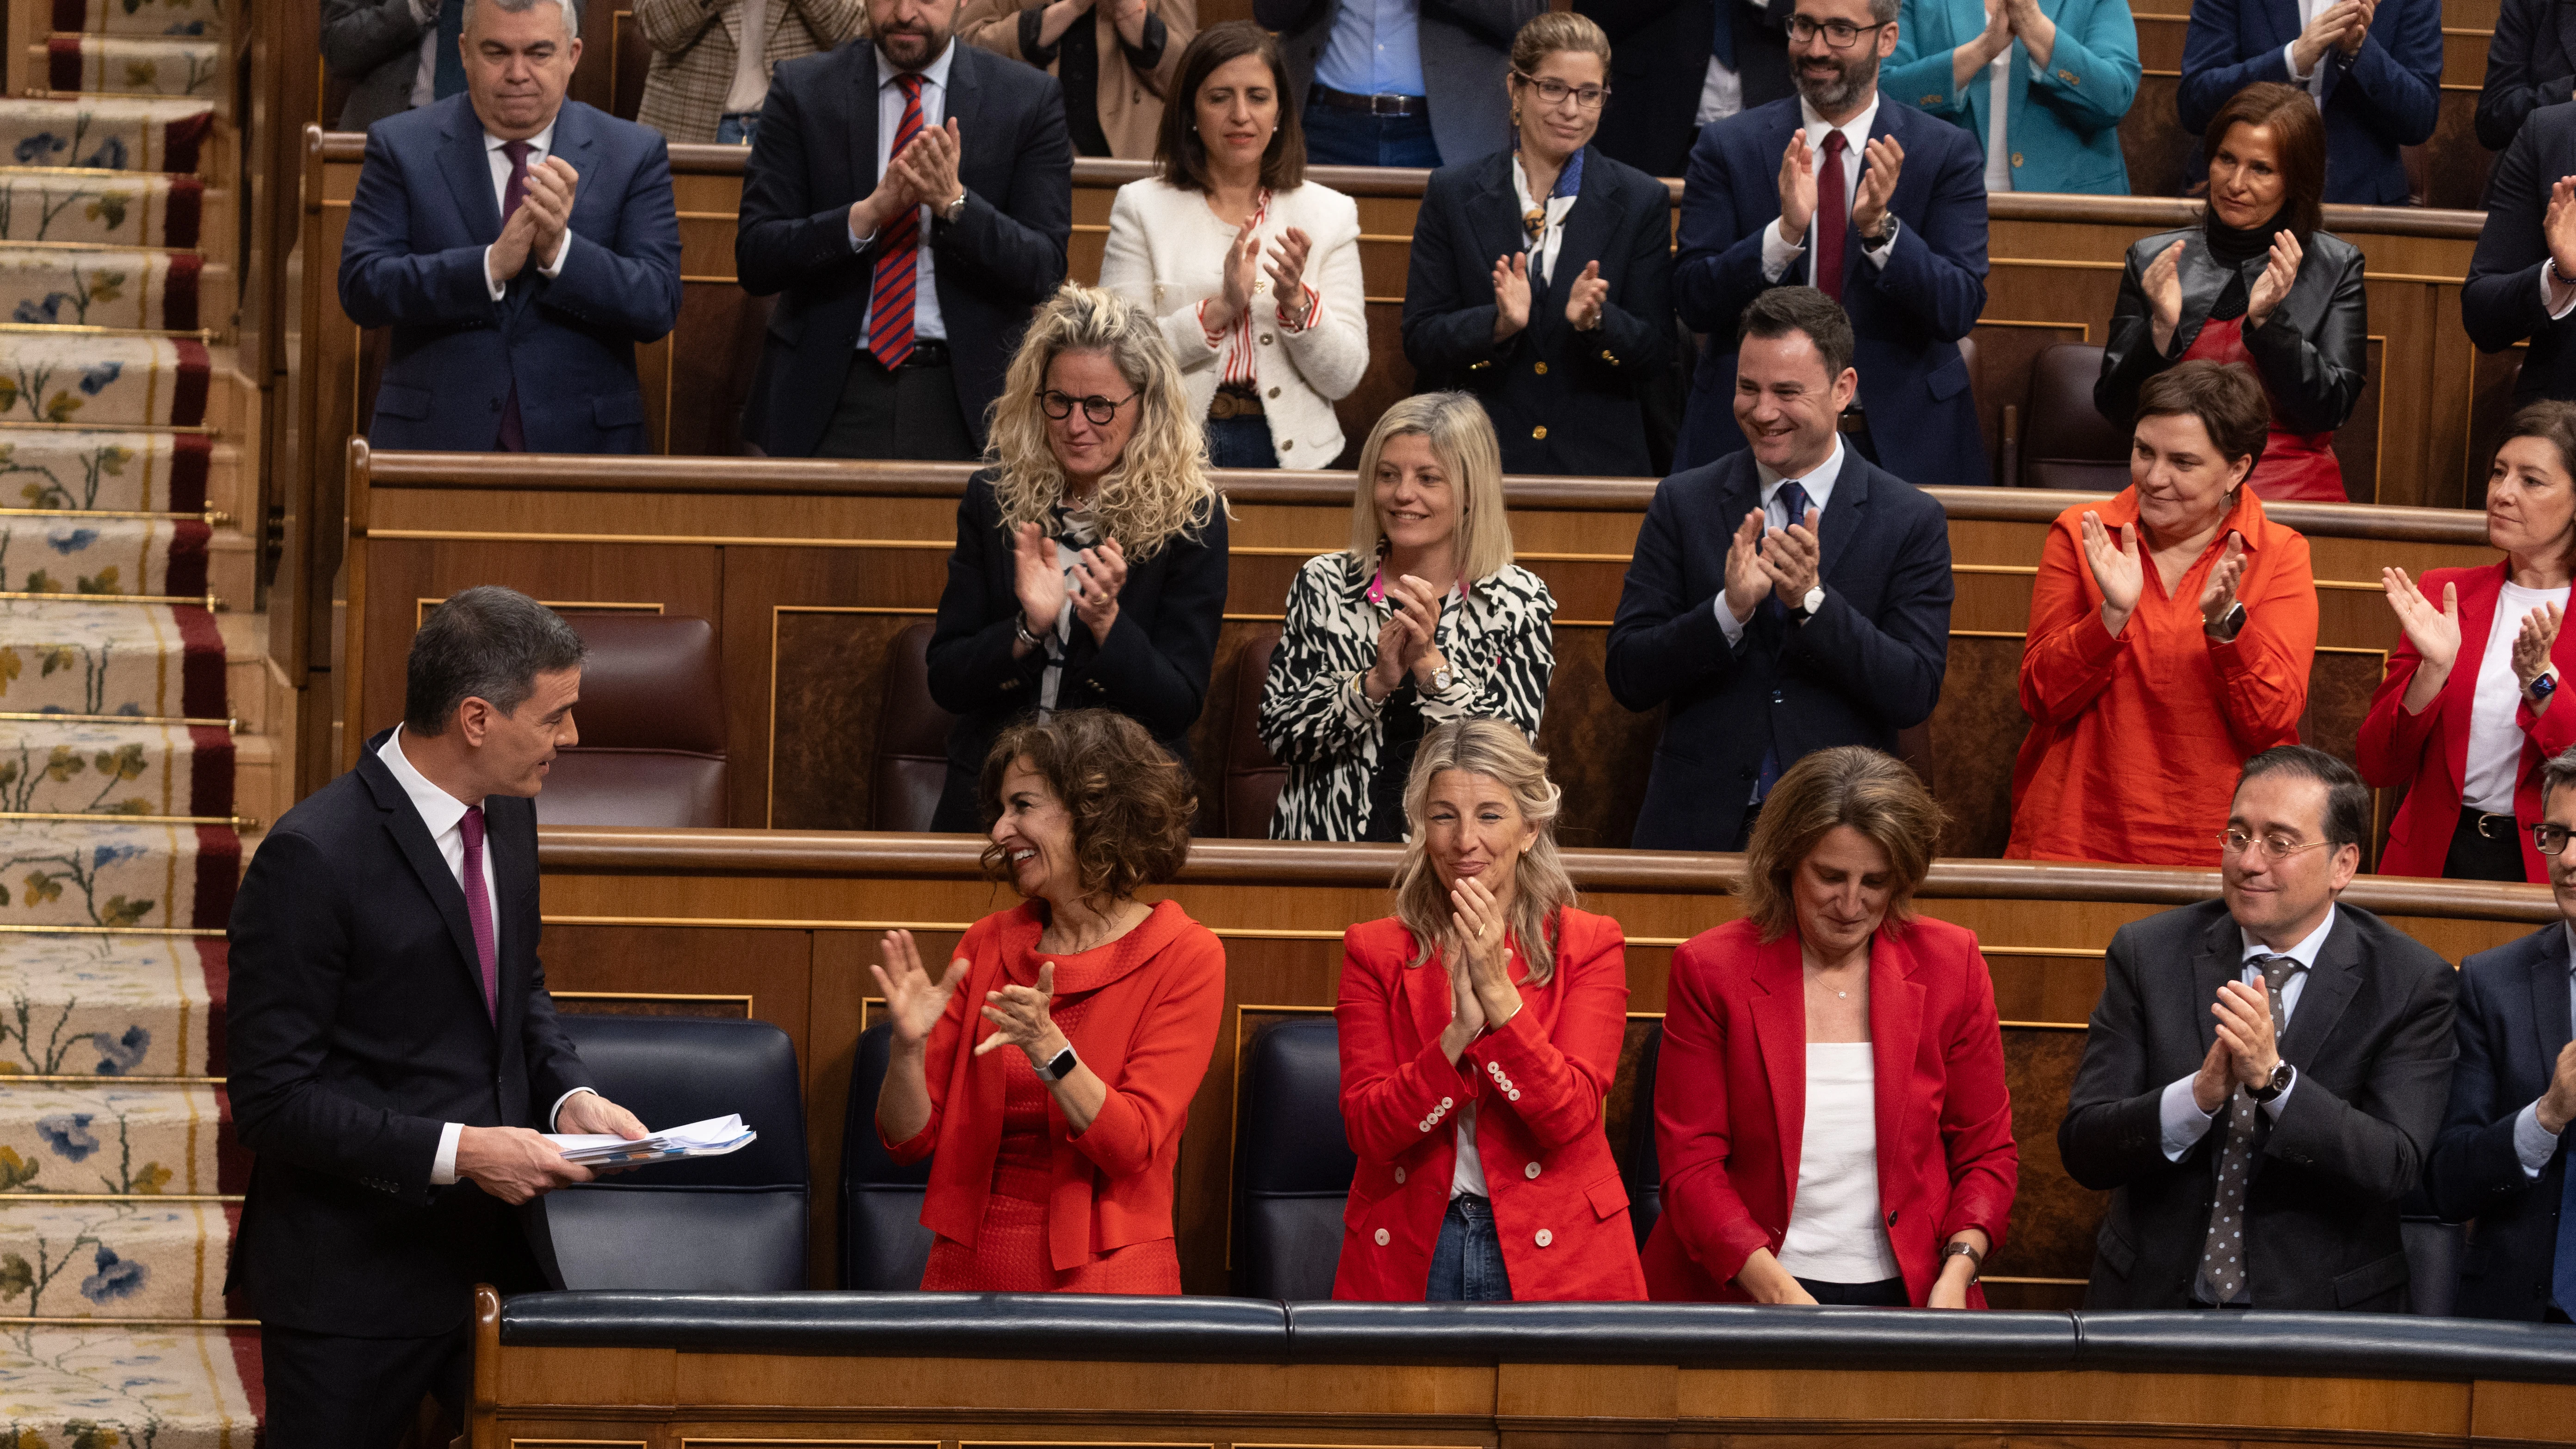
left=459, top=804, right=499, bottom=1024
left=1816, top=130, right=1848, bottom=300
left=867, top=74, right=927, bottom=370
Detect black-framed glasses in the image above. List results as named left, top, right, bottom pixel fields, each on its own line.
left=2217, top=828, right=2333, bottom=863
left=1786, top=15, right=1891, bottom=47
left=1513, top=71, right=1611, bottom=111
left=1040, top=390, right=1138, bottom=425
left=2534, top=823, right=2576, bottom=857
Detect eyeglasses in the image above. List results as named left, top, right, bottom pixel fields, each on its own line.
left=1514, top=72, right=1611, bottom=111
left=2533, top=824, right=2576, bottom=857
left=2217, top=828, right=2334, bottom=863
left=1786, top=15, right=1891, bottom=47
left=1040, top=390, right=1138, bottom=425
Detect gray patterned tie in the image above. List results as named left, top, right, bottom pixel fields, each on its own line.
left=2196, top=952, right=2303, bottom=1305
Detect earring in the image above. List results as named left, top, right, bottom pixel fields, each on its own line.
left=1511, top=105, right=1522, bottom=128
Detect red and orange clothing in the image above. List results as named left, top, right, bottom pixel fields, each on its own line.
left=2007, top=486, right=2317, bottom=865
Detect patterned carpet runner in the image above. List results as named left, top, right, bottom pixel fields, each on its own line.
left=0, top=2, right=260, bottom=1443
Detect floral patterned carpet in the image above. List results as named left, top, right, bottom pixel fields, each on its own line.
left=0, top=1, right=261, bottom=1443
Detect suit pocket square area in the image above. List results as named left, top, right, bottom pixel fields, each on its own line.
left=372, top=382, right=433, bottom=420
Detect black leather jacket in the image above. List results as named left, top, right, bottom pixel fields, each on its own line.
left=2094, top=225, right=2368, bottom=437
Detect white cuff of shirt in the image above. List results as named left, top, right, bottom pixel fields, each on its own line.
left=483, top=230, right=570, bottom=301
left=1761, top=217, right=1804, bottom=283
left=1715, top=594, right=1751, bottom=644
left=2283, top=41, right=2313, bottom=82
left=429, top=1087, right=599, bottom=1187
left=2260, top=1067, right=2296, bottom=1118
left=2515, top=1098, right=2563, bottom=1176
left=2158, top=1073, right=2222, bottom=1160
left=1862, top=218, right=1899, bottom=269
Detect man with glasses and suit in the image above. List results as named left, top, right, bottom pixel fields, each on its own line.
left=2059, top=746, right=2459, bottom=1311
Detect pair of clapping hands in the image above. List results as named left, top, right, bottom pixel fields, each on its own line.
left=1720, top=506, right=1826, bottom=624
left=2076, top=511, right=2248, bottom=640
left=851, top=115, right=969, bottom=240
left=1211, top=218, right=1316, bottom=333
left=1774, top=131, right=1905, bottom=249
left=2188, top=976, right=2295, bottom=1113
left=1010, top=521, right=1125, bottom=647
left=1365, top=572, right=1454, bottom=699
left=487, top=154, right=580, bottom=286
left=1437, top=873, right=1526, bottom=1058
left=2139, top=233, right=2304, bottom=353
left=1953, top=0, right=2058, bottom=85
left=2379, top=565, right=2563, bottom=704
left=1489, top=253, right=1611, bottom=338
left=2288, top=0, right=2377, bottom=74
left=872, top=928, right=1061, bottom=1059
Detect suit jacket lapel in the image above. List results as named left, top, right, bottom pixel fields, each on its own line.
left=1475, top=153, right=1526, bottom=295
left=1867, top=930, right=1927, bottom=1182
left=438, top=101, right=504, bottom=247
left=1749, top=936, right=1808, bottom=1199
left=848, top=44, right=883, bottom=205
left=2192, top=912, right=2235, bottom=1059
left=383, top=795, right=489, bottom=1026
left=2533, top=925, right=2574, bottom=1071
left=483, top=798, right=532, bottom=1033
left=1816, top=453, right=1871, bottom=580
left=2279, top=910, right=2364, bottom=1068
left=2558, top=2, right=2576, bottom=85
left=1541, top=148, right=1612, bottom=314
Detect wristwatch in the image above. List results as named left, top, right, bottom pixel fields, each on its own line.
left=1033, top=1042, right=1080, bottom=1083
left=2247, top=1059, right=2294, bottom=1103
left=2533, top=667, right=2561, bottom=705
left=1788, top=584, right=1825, bottom=622
left=1940, top=1241, right=1984, bottom=1280
left=2210, top=600, right=2248, bottom=642
left=941, top=190, right=969, bottom=225
left=1430, top=661, right=1454, bottom=692
left=1013, top=615, right=1044, bottom=650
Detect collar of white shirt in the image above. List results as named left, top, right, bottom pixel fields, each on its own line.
left=1756, top=435, right=1846, bottom=518
left=378, top=723, right=478, bottom=840
left=1796, top=92, right=1880, bottom=167
left=483, top=119, right=558, bottom=166
left=2241, top=902, right=2337, bottom=973
left=880, top=37, right=957, bottom=96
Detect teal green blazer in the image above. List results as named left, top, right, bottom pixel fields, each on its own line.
left=1884, top=0, right=2139, bottom=195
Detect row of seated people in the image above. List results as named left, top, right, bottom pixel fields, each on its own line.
left=339, top=0, right=2576, bottom=496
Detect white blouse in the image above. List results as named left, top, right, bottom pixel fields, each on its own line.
left=2463, top=580, right=2570, bottom=814
left=1775, top=1042, right=1902, bottom=1285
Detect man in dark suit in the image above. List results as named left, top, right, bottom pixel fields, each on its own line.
left=2465, top=103, right=2576, bottom=404
left=2476, top=0, right=2576, bottom=153
left=736, top=0, right=1073, bottom=459
left=2176, top=0, right=2437, bottom=206
left=1670, top=0, right=1988, bottom=483
left=339, top=0, right=682, bottom=454
left=2428, top=746, right=2576, bottom=1321
left=1580, top=0, right=1794, bottom=179
left=1606, top=286, right=1950, bottom=852
left=1254, top=0, right=1543, bottom=169
left=227, top=586, right=648, bottom=1447
left=2061, top=747, right=2459, bottom=1312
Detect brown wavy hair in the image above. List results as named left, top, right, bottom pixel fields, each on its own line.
left=1739, top=746, right=1944, bottom=944
left=1156, top=21, right=1307, bottom=195
left=2202, top=81, right=2325, bottom=244
left=976, top=709, right=1197, bottom=907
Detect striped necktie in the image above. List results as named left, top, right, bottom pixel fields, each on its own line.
left=866, top=74, right=927, bottom=371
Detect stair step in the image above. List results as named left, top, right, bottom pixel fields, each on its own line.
left=0, top=715, right=235, bottom=818
left=0, top=97, right=216, bottom=177
left=0, top=428, right=228, bottom=514
left=0, top=933, right=219, bottom=1076
left=33, top=37, right=226, bottom=107
left=0, top=1322, right=259, bottom=1448
left=0, top=248, right=233, bottom=334
left=47, top=0, right=231, bottom=40
left=0, top=1195, right=234, bottom=1318
left=0, top=170, right=228, bottom=250
left=0, top=816, right=235, bottom=928
left=0, top=1083, right=226, bottom=1193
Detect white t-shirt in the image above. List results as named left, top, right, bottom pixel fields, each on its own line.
left=1775, top=1042, right=1903, bottom=1283
left=2463, top=580, right=2570, bottom=813
left=724, top=0, right=771, bottom=114
left=1450, top=1099, right=1489, bottom=1197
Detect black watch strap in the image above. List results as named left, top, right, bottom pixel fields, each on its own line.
left=1036, top=1044, right=1079, bottom=1082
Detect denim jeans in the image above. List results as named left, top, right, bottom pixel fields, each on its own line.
left=1426, top=1195, right=1512, bottom=1301
left=717, top=111, right=761, bottom=145
left=1301, top=99, right=1439, bottom=168
left=1205, top=412, right=1278, bottom=469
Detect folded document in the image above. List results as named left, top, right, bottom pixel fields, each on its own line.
left=545, top=1113, right=756, bottom=1167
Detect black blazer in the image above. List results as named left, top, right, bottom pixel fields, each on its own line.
left=2428, top=924, right=2573, bottom=1320
left=736, top=41, right=1074, bottom=457
left=223, top=728, right=595, bottom=1336
left=2466, top=103, right=2576, bottom=404
left=1402, top=147, right=1674, bottom=477
left=924, top=472, right=1229, bottom=830
left=1603, top=447, right=1952, bottom=851
left=2094, top=226, right=2368, bottom=438
left=1577, top=0, right=1795, bottom=180
left=2479, top=0, right=2576, bottom=152
left=2059, top=900, right=2459, bottom=1312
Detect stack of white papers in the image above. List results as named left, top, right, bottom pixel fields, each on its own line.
left=545, top=1113, right=756, bottom=1168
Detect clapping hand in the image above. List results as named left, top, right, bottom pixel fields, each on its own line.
left=1010, top=521, right=1067, bottom=651
left=1210, top=216, right=1260, bottom=333
left=871, top=929, right=969, bottom=1048
left=487, top=199, right=538, bottom=286
left=2143, top=238, right=2187, bottom=353
left=2244, top=230, right=2303, bottom=330
left=1104, top=0, right=1148, bottom=46
left=1070, top=536, right=1128, bottom=643
left=520, top=156, right=578, bottom=272
left=2080, top=510, right=2145, bottom=635
left=2513, top=600, right=2564, bottom=695
left=2335, top=0, right=2374, bottom=55
left=2292, top=0, right=2365, bottom=72
left=974, top=962, right=1061, bottom=1058
left=1491, top=252, right=1532, bottom=339
left=892, top=117, right=965, bottom=220
left=1266, top=226, right=1314, bottom=326
left=2548, top=177, right=2576, bottom=291
left=1365, top=573, right=1444, bottom=696
left=2197, top=531, right=2248, bottom=638
left=1723, top=507, right=1771, bottom=623
left=1758, top=506, right=1823, bottom=605
left=1565, top=259, right=1608, bottom=332
left=1851, top=135, right=1905, bottom=240
left=2380, top=566, right=2462, bottom=671
left=1777, top=129, right=1818, bottom=245
left=1448, top=872, right=1520, bottom=1027
left=2211, top=978, right=2281, bottom=1086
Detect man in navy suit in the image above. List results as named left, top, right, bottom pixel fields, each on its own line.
left=2428, top=746, right=2576, bottom=1322
left=1606, top=286, right=1952, bottom=852
left=2177, top=0, right=2438, bottom=205
left=338, top=0, right=682, bottom=454
left=1670, top=0, right=1988, bottom=484
left=736, top=0, right=1072, bottom=459
left=2465, top=103, right=2576, bottom=405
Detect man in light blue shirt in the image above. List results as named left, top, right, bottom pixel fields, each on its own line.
left=1254, top=0, right=1543, bottom=166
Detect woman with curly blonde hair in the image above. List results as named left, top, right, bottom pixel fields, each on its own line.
left=925, top=283, right=1231, bottom=831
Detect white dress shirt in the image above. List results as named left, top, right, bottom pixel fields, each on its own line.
left=2508, top=923, right=2576, bottom=1175
left=2281, top=0, right=2335, bottom=101
left=480, top=121, right=572, bottom=300
left=2156, top=905, right=2335, bottom=1159
left=378, top=728, right=593, bottom=1185
left=409, top=0, right=442, bottom=109
left=1983, top=47, right=2015, bottom=193
left=1715, top=436, right=1845, bottom=644
left=1760, top=94, right=1902, bottom=285
left=847, top=39, right=956, bottom=347
left=1776, top=1041, right=1905, bottom=1282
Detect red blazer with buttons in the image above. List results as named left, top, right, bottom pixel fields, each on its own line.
left=2357, top=561, right=2576, bottom=882
left=1330, top=906, right=1647, bottom=1302
left=1639, top=914, right=2017, bottom=1306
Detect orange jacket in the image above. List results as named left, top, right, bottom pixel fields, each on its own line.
left=883, top=899, right=1224, bottom=1273
left=1331, top=907, right=1647, bottom=1302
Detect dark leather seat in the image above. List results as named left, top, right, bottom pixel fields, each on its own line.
left=2401, top=1217, right=2465, bottom=1317
left=545, top=1013, right=809, bottom=1291
left=1231, top=1016, right=1356, bottom=1298
left=840, top=1021, right=937, bottom=1289
left=2020, top=343, right=2130, bottom=491
left=1622, top=1022, right=1663, bottom=1249
left=872, top=622, right=958, bottom=833
left=537, top=614, right=727, bottom=827
left=503, top=1290, right=1291, bottom=1357
left=1223, top=626, right=1286, bottom=838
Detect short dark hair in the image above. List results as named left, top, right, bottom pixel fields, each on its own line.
left=1738, top=286, right=1855, bottom=382
left=976, top=709, right=1196, bottom=904
left=2202, top=81, right=2325, bottom=244
left=2136, top=359, right=2270, bottom=470
left=1157, top=22, right=1306, bottom=195
left=2541, top=745, right=2576, bottom=815
left=2235, top=745, right=2371, bottom=851
left=404, top=586, right=587, bottom=736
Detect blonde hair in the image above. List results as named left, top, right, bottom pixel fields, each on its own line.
left=1390, top=719, right=1576, bottom=985
left=983, top=284, right=1222, bottom=561
left=1347, top=393, right=1514, bottom=584
left=1738, top=747, right=1945, bottom=944
left=1509, top=11, right=1611, bottom=78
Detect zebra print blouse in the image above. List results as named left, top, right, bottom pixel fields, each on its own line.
left=1257, top=551, right=1557, bottom=841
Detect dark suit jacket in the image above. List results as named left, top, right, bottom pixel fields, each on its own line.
left=2428, top=924, right=2573, bottom=1320
left=1671, top=96, right=1989, bottom=485
left=2466, top=103, right=2576, bottom=402
left=736, top=40, right=1073, bottom=458
left=1603, top=446, right=1953, bottom=851
left=338, top=95, right=682, bottom=454
left=2478, top=0, right=2576, bottom=152
left=1402, top=146, right=1674, bottom=476
left=1253, top=0, right=1543, bottom=166
left=2096, top=226, right=2368, bottom=435
left=223, top=728, right=597, bottom=1336
left=322, top=0, right=435, bottom=132
left=2176, top=0, right=2440, bottom=205
left=2059, top=899, right=2459, bottom=1312
left=1578, top=0, right=1795, bottom=180
left=924, top=472, right=1229, bottom=830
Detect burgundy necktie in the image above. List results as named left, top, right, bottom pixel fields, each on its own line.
left=459, top=804, right=499, bottom=1023
left=496, top=140, right=531, bottom=451
left=867, top=75, right=927, bottom=370
left=1816, top=130, right=1848, bottom=300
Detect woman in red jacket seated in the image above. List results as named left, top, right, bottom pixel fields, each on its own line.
left=872, top=709, right=1225, bottom=1292
left=2360, top=401, right=2576, bottom=882
left=1642, top=747, right=2017, bottom=1308
left=1332, top=717, right=1646, bottom=1301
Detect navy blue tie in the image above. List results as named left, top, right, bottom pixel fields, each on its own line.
left=1750, top=478, right=1813, bottom=804
left=434, top=0, right=468, bottom=100
left=1711, top=0, right=1736, bottom=68
left=2555, top=1133, right=2576, bottom=1315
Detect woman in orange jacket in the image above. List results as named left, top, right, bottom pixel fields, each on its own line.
left=1332, top=717, right=1646, bottom=1302
left=873, top=709, right=1224, bottom=1292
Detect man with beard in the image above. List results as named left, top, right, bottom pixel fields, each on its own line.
left=1669, top=0, right=1988, bottom=484
left=737, top=0, right=1073, bottom=457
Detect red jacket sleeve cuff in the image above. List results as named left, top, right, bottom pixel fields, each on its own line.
left=880, top=1120, right=935, bottom=1164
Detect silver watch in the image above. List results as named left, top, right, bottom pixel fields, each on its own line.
left=1033, top=1042, right=1080, bottom=1083
left=941, top=191, right=968, bottom=225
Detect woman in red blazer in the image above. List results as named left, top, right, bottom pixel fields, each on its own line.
left=1333, top=718, right=1646, bottom=1302
left=1642, top=747, right=2017, bottom=1308
left=873, top=710, right=1224, bottom=1292
left=2360, top=402, right=2576, bottom=883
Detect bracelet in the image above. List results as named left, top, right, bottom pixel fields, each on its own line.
left=1013, top=616, right=1044, bottom=650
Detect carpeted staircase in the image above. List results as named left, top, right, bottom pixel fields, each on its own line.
left=0, top=0, right=268, bottom=1442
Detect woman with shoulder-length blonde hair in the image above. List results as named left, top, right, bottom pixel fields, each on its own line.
left=1643, top=746, right=2018, bottom=1309
left=1257, top=393, right=1557, bottom=842
left=925, top=283, right=1232, bottom=832
left=1332, top=717, right=1645, bottom=1302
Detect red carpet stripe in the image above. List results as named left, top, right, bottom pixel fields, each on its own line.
left=196, top=935, right=228, bottom=1075
left=164, top=516, right=209, bottom=596
left=164, top=176, right=202, bottom=248
left=186, top=721, right=233, bottom=816
left=46, top=37, right=80, bottom=92
left=165, top=252, right=200, bottom=331
left=161, top=108, right=211, bottom=175
left=169, top=431, right=210, bottom=511
left=190, top=820, right=239, bottom=925
left=172, top=600, right=224, bottom=715
left=170, top=336, right=209, bottom=425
